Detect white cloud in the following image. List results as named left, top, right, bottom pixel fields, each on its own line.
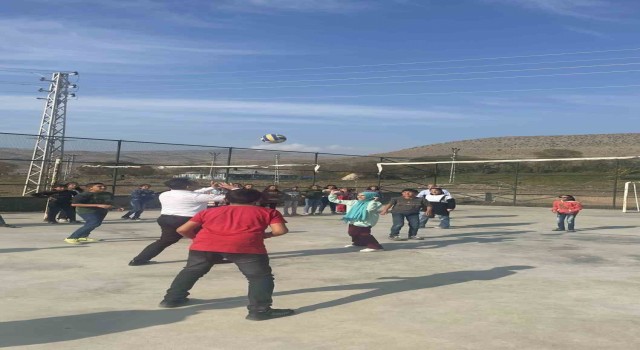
left=565, top=26, right=608, bottom=38
left=484, top=0, right=617, bottom=19
left=213, top=0, right=370, bottom=13
left=0, top=18, right=270, bottom=68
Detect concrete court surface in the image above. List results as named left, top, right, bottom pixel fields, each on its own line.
left=0, top=205, right=639, bottom=350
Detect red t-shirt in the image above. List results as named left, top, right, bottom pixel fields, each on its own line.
left=189, top=205, right=285, bottom=254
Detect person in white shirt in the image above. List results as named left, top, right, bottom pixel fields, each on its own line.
left=417, top=184, right=451, bottom=228
left=128, top=178, right=236, bottom=266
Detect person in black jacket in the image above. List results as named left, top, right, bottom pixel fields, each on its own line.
left=32, top=184, right=78, bottom=224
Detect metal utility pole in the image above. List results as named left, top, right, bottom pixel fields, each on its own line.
left=63, top=154, right=76, bottom=181
left=208, top=152, right=221, bottom=179
left=274, top=154, right=280, bottom=184
left=449, top=147, right=460, bottom=183
left=23, top=71, right=78, bottom=195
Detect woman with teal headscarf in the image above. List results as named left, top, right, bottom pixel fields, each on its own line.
left=328, top=190, right=383, bottom=252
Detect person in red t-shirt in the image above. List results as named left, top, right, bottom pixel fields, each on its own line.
left=159, top=189, right=295, bottom=321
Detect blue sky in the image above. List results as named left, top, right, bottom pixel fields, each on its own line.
left=1, top=0, right=639, bottom=154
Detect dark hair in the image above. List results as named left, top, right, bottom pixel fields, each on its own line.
left=263, top=185, right=279, bottom=191
left=226, top=189, right=262, bottom=204
left=85, top=182, right=105, bottom=188
left=368, top=186, right=380, bottom=190
left=560, top=195, right=576, bottom=201
left=401, top=188, right=418, bottom=194
left=139, top=184, right=151, bottom=187
left=430, top=187, right=444, bottom=194
left=164, top=178, right=194, bottom=190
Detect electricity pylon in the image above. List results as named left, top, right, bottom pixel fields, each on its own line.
left=22, top=72, right=78, bottom=195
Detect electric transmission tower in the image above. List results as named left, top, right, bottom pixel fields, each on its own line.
left=449, top=147, right=460, bottom=183
left=22, top=71, right=78, bottom=196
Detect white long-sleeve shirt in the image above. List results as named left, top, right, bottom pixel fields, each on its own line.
left=417, top=188, right=451, bottom=198
left=159, top=190, right=225, bottom=217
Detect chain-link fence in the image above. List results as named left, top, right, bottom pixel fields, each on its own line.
left=2, top=132, right=639, bottom=209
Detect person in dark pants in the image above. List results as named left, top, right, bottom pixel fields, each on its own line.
left=57, top=182, right=83, bottom=222
left=121, top=184, right=156, bottom=220
left=159, top=188, right=294, bottom=321
left=260, top=184, right=283, bottom=210
left=328, top=190, right=384, bottom=252
left=318, top=185, right=338, bottom=214
left=380, top=189, right=430, bottom=240
left=32, top=184, right=78, bottom=224
left=65, top=183, right=120, bottom=244
left=128, top=179, right=231, bottom=266
left=0, top=214, right=18, bottom=228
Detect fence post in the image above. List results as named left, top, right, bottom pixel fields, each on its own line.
left=111, top=140, right=122, bottom=194
left=434, top=164, right=438, bottom=184
left=612, top=159, right=620, bottom=209
left=312, top=153, right=319, bottom=186
left=225, top=147, right=233, bottom=182
left=377, top=157, right=383, bottom=188
left=513, top=162, right=520, bottom=206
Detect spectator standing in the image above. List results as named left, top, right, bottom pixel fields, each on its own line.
left=423, top=188, right=456, bottom=229
left=302, top=185, right=324, bottom=215
left=380, top=189, right=429, bottom=240
left=121, top=184, right=156, bottom=220
left=282, top=186, right=302, bottom=216
left=261, top=185, right=284, bottom=210
left=318, top=185, right=338, bottom=215
left=418, top=184, right=451, bottom=228
left=551, top=195, right=583, bottom=232
left=32, top=184, right=78, bottom=224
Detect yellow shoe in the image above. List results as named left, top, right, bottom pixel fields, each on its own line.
left=77, top=237, right=99, bottom=242
left=64, top=238, right=82, bottom=244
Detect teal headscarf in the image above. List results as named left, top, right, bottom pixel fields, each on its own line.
left=342, top=191, right=377, bottom=223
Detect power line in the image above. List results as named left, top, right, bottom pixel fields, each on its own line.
left=121, top=61, right=640, bottom=87
left=155, top=69, right=640, bottom=91
left=183, top=47, right=640, bottom=74
left=220, top=84, right=640, bottom=100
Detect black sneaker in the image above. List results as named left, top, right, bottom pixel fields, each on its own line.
left=128, top=260, right=152, bottom=266
left=246, top=308, right=295, bottom=321
left=552, top=228, right=564, bottom=231
left=3, top=224, right=18, bottom=228
left=158, top=298, right=189, bottom=308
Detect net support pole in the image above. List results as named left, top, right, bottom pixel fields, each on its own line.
left=111, top=140, right=122, bottom=195
left=433, top=164, right=438, bottom=184
left=377, top=157, right=383, bottom=188
left=612, top=160, right=620, bottom=209
left=513, top=162, right=520, bottom=206
left=312, top=153, right=319, bottom=186
left=225, top=147, right=233, bottom=182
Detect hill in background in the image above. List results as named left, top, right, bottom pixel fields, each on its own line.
left=376, top=133, right=640, bottom=160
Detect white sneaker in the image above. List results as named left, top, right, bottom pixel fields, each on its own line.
left=344, top=244, right=356, bottom=248
left=359, top=248, right=382, bottom=253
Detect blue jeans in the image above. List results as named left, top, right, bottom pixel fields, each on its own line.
left=390, top=213, right=420, bottom=237
left=556, top=214, right=576, bottom=230
left=304, top=198, right=322, bottom=214
left=123, top=200, right=145, bottom=219
left=67, top=210, right=108, bottom=239
left=420, top=213, right=450, bottom=228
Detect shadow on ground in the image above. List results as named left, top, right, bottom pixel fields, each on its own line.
left=0, top=265, right=534, bottom=347
left=270, top=231, right=531, bottom=259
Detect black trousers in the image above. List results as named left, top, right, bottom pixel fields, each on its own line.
left=47, top=202, right=76, bottom=223
left=132, top=215, right=191, bottom=262
left=163, top=250, right=274, bottom=312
